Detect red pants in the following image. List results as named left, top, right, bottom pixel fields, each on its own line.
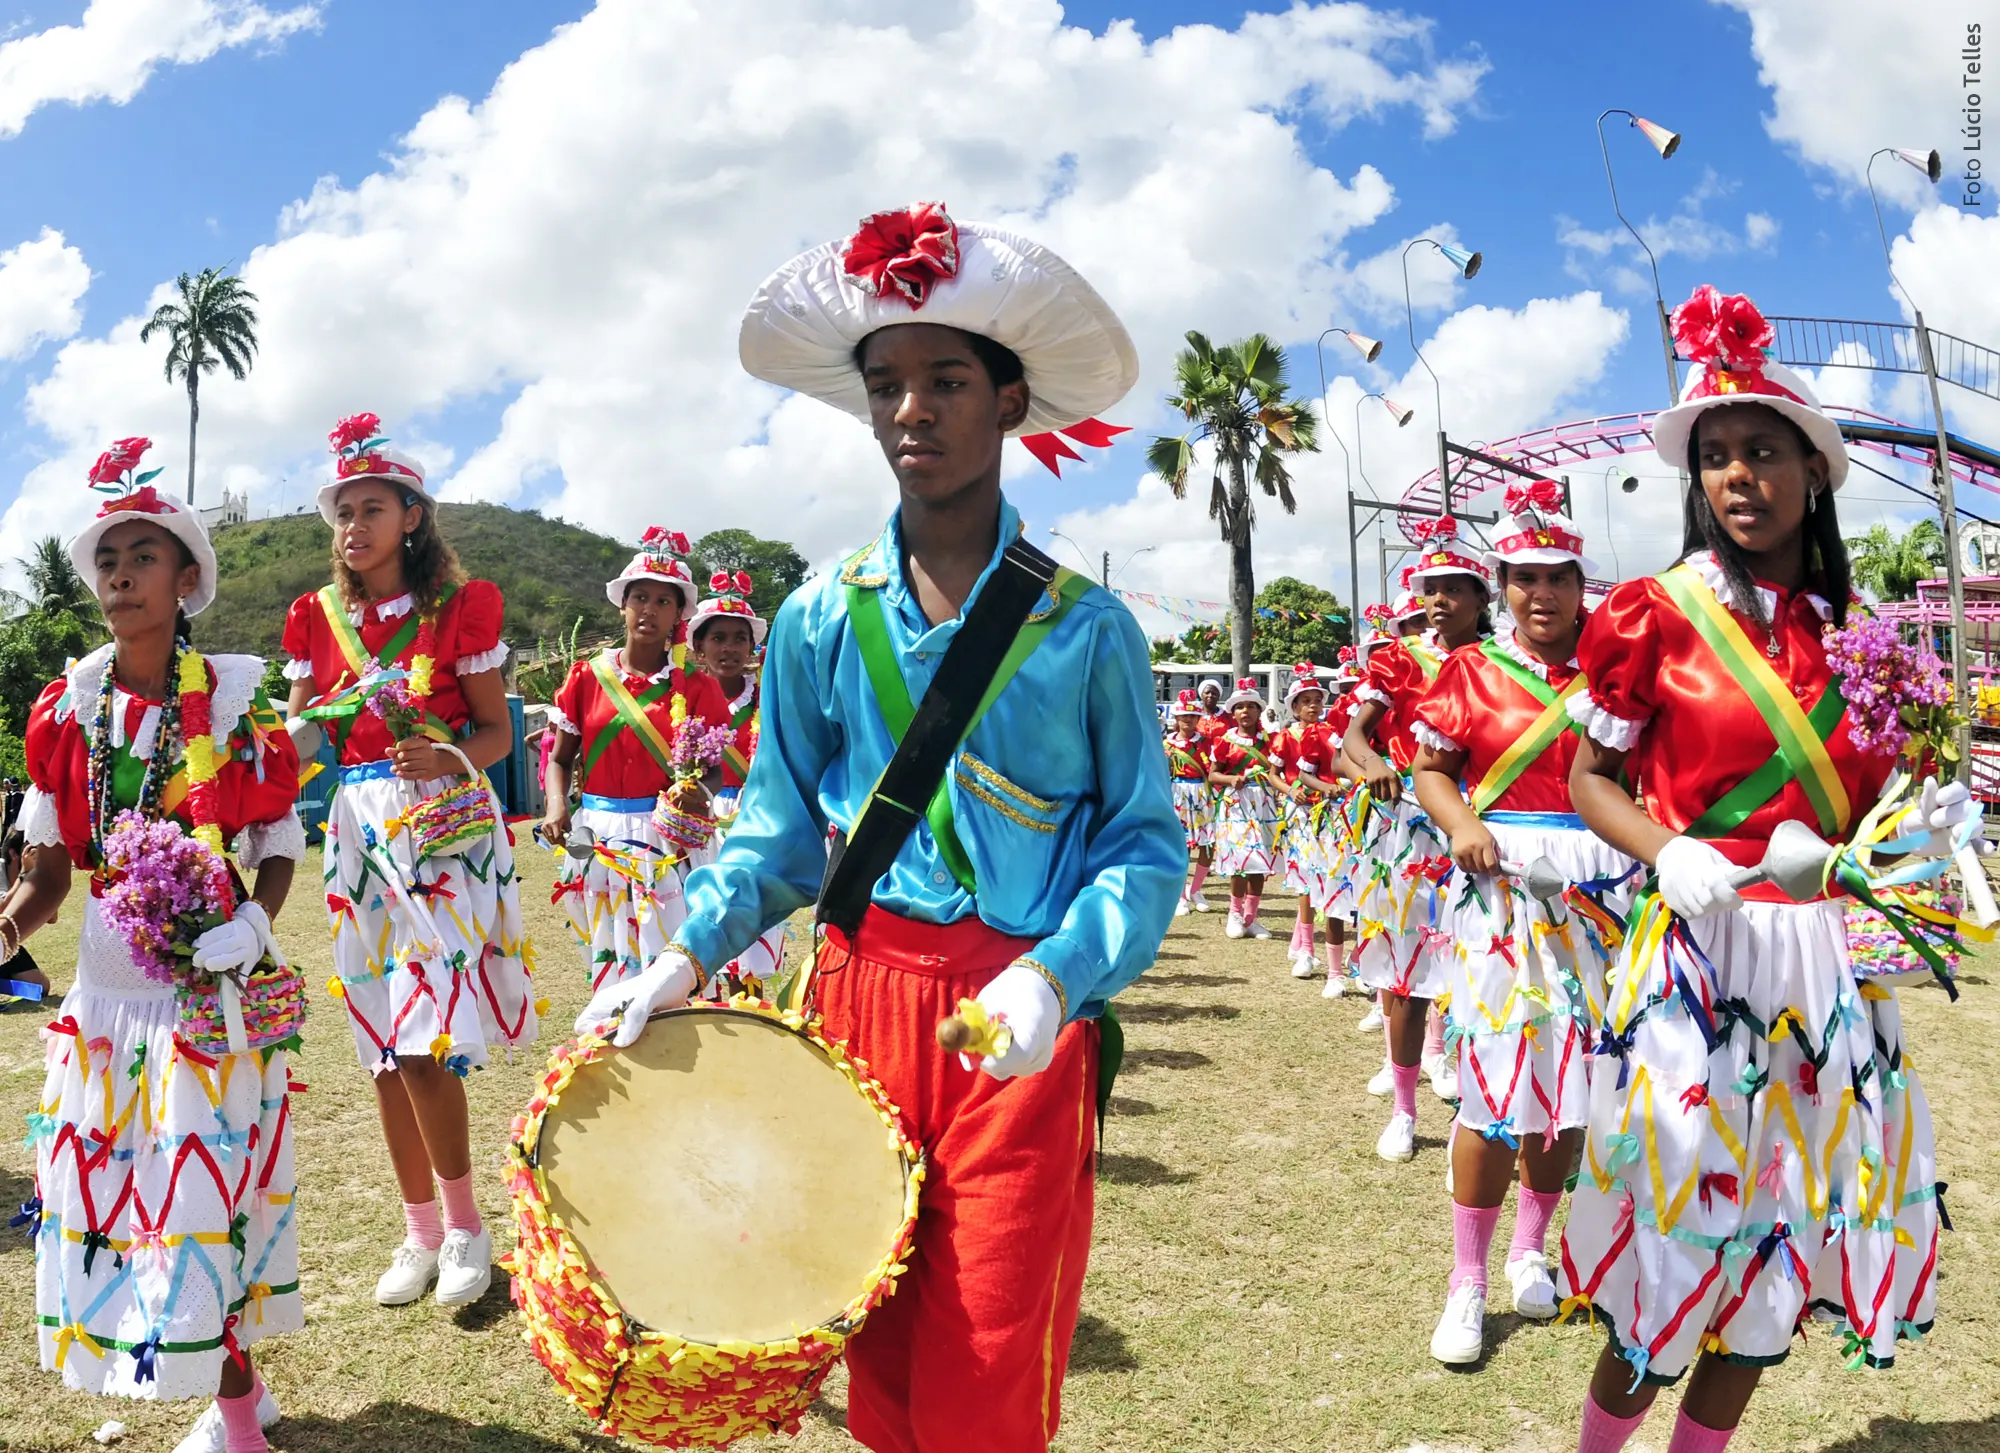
left=814, top=907, right=1098, bottom=1453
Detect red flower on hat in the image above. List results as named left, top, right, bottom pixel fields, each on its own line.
left=1503, top=479, right=1565, bottom=516
left=1363, top=603, right=1392, bottom=626
left=842, top=202, right=960, bottom=309
left=98, top=485, right=170, bottom=518
left=1234, top=676, right=1257, bottom=692
left=86, top=437, right=162, bottom=496
left=640, top=527, right=691, bottom=558
left=1410, top=515, right=1459, bottom=545
left=1337, top=645, right=1356, bottom=664
left=328, top=412, right=384, bottom=455
left=1672, top=285, right=1774, bottom=369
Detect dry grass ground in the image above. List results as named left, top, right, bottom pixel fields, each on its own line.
left=2, top=853, right=1998, bottom=1452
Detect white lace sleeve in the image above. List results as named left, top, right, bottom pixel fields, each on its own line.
left=16, top=787, right=63, bottom=848
left=283, top=658, right=316, bottom=681
left=1412, top=719, right=1462, bottom=753
left=456, top=643, right=510, bottom=676
left=546, top=706, right=580, bottom=737
left=1355, top=684, right=1393, bottom=708
left=237, top=809, right=308, bottom=869
left=1567, top=691, right=1648, bottom=752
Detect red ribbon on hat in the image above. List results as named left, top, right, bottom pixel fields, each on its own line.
left=96, top=485, right=171, bottom=519
left=1493, top=526, right=1585, bottom=557
left=1020, top=417, right=1132, bottom=477
left=842, top=202, right=960, bottom=308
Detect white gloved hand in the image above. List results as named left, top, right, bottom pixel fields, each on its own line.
left=574, top=950, right=699, bottom=1048
left=1655, top=835, right=1744, bottom=920
left=190, top=902, right=273, bottom=975
left=962, top=962, right=1064, bottom=1081
left=1914, top=776, right=1975, bottom=857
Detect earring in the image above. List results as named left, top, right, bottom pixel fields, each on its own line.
left=1807, top=489, right=1818, bottom=514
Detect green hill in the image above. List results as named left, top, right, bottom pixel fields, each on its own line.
left=193, top=502, right=629, bottom=662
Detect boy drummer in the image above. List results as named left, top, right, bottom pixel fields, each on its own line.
left=577, top=203, right=1183, bottom=1453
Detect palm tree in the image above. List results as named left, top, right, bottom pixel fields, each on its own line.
left=1145, top=331, right=1321, bottom=678
left=139, top=267, right=260, bottom=505
left=1, top=535, right=95, bottom=624
left=1848, top=518, right=1946, bottom=601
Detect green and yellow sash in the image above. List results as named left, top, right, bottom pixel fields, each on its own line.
left=582, top=651, right=679, bottom=780
left=1406, top=640, right=1444, bottom=681
left=307, top=583, right=459, bottom=746
left=1468, top=640, right=1588, bottom=815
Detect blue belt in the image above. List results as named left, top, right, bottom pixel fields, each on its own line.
left=581, top=793, right=657, bottom=814
left=1484, top=811, right=1587, bottom=830
left=339, top=760, right=400, bottom=785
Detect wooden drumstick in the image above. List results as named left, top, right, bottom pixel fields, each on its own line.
left=936, top=1016, right=977, bottom=1053
left=936, top=999, right=1009, bottom=1058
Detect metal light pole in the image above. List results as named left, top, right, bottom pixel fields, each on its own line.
left=1868, top=144, right=1968, bottom=765
left=1401, top=237, right=1482, bottom=512
left=1354, top=391, right=1416, bottom=621
left=1316, top=325, right=1385, bottom=644
left=1597, top=108, right=1683, bottom=406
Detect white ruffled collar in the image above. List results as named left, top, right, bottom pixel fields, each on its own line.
left=59, top=645, right=263, bottom=761
left=612, top=648, right=676, bottom=685
left=1684, top=549, right=1832, bottom=622
left=354, top=591, right=415, bottom=624
left=1489, top=618, right=1577, bottom=680
left=725, top=680, right=757, bottom=714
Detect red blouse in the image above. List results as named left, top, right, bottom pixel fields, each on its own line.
left=553, top=653, right=729, bottom=799
left=1211, top=729, right=1279, bottom=778
left=1196, top=712, right=1233, bottom=742
left=1164, top=729, right=1210, bottom=783
left=282, top=580, right=507, bottom=766
left=714, top=678, right=760, bottom=790
left=1574, top=557, right=1893, bottom=877
left=1416, top=636, right=1582, bottom=815
left=26, top=657, right=302, bottom=872
left=1358, top=636, right=1448, bottom=772
left=1274, top=720, right=1338, bottom=785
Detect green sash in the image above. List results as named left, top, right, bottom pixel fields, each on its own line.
left=307, top=583, right=460, bottom=749
left=846, top=565, right=1091, bottom=893
left=581, top=653, right=679, bottom=780
left=1406, top=641, right=1444, bottom=681
left=1468, top=640, right=1587, bottom=814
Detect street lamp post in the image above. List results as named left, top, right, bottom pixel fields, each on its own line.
left=1401, top=237, right=1482, bottom=512
left=1354, top=390, right=1416, bottom=624
left=1600, top=463, right=1639, bottom=580
left=1315, top=324, right=1385, bottom=637
left=1596, top=107, right=1683, bottom=406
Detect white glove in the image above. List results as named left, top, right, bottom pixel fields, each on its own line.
left=962, top=962, right=1064, bottom=1081
left=574, top=950, right=698, bottom=1048
left=190, top=902, right=273, bottom=975
left=1655, top=835, right=1744, bottom=920
left=1914, top=776, right=1975, bottom=857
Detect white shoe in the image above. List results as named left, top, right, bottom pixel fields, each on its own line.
left=1247, top=919, right=1274, bottom=940
left=171, top=1382, right=282, bottom=1453
left=1430, top=1282, right=1487, bottom=1364
left=1174, top=898, right=1191, bottom=917
left=1322, top=969, right=1347, bottom=999
left=375, top=1239, right=440, bottom=1306
left=1376, top=1111, right=1416, bottom=1162
left=1224, top=911, right=1246, bottom=939
left=1366, top=1059, right=1395, bottom=1097
left=1356, top=1004, right=1384, bottom=1033
left=1426, top=1052, right=1458, bottom=1102
left=1290, top=951, right=1317, bottom=979
left=1191, top=893, right=1214, bottom=913
left=1506, top=1251, right=1558, bottom=1321
left=436, top=1226, right=494, bottom=1306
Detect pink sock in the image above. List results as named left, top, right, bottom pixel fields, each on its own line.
left=1229, top=892, right=1244, bottom=919
left=1578, top=1393, right=1649, bottom=1453
left=404, top=1198, right=444, bottom=1251
left=1424, top=1005, right=1446, bottom=1058
left=1245, top=892, right=1261, bottom=924
left=1665, top=1409, right=1736, bottom=1453
left=1451, top=1201, right=1502, bottom=1292
left=1301, top=919, right=1316, bottom=953
left=1391, top=1063, right=1420, bottom=1121
left=1188, top=863, right=1210, bottom=895
left=1511, top=1186, right=1563, bottom=1261
left=1325, top=939, right=1345, bottom=974
left=217, top=1390, right=268, bottom=1453
left=1289, top=920, right=1307, bottom=953
left=437, top=1171, right=482, bottom=1236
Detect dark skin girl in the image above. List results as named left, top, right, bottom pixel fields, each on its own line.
left=1284, top=688, right=1344, bottom=945
left=4, top=519, right=291, bottom=1399
left=1339, top=572, right=1488, bottom=1070
left=1208, top=697, right=1273, bottom=901
left=693, top=614, right=757, bottom=698
left=284, top=478, right=515, bottom=1221
left=539, top=578, right=686, bottom=847
left=1568, top=400, right=1829, bottom=1432
left=1413, top=559, right=1585, bottom=1213
left=1168, top=711, right=1216, bottom=881
left=860, top=322, right=1030, bottom=625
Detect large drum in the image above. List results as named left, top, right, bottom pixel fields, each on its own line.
left=505, top=1000, right=924, bottom=1447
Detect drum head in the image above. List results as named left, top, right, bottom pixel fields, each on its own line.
left=540, top=1008, right=911, bottom=1345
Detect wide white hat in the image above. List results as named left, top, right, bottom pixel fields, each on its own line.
left=1650, top=284, right=1850, bottom=490
left=1390, top=589, right=1426, bottom=624
left=1283, top=661, right=1326, bottom=704
left=70, top=439, right=221, bottom=617
left=316, top=413, right=434, bottom=524
left=607, top=526, right=699, bottom=613
left=1481, top=478, right=1599, bottom=575
left=739, top=202, right=1140, bottom=438
left=1223, top=675, right=1264, bottom=711
left=1401, top=516, right=1492, bottom=592
left=689, top=568, right=769, bottom=647
left=1332, top=645, right=1362, bottom=684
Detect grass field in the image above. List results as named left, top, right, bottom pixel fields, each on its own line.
left=3, top=851, right=1999, bottom=1452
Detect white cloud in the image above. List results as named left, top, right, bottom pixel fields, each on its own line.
left=1557, top=170, right=1779, bottom=292
left=3, top=0, right=1495, bottom=568
left=0, top=0, right=320, bottom=140
left=0, top=229, right=89, bottom=361
left=1744, top=211, right=1780, bottom=249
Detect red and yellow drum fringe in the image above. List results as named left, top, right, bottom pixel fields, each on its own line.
left=501, top=996, right=926, bottom=1448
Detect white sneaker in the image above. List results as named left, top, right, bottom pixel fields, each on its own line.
left=1191, top=892, right=1214, bottom=913
left=1247, top=919, right=1274, bottom=941
left=1290, top=951, right=1317, bottom=979
left=1430, top=1282, right=1487, bottom=1364
left=1322, top=969, right=1347, bottom=999
left=436, top=1226, right=493, bottom=1306
left=1376, top=1111, right=1416, bottom=1162
left=1174, top=898, right=1191, bottom=917
left=375, top=1239, right=440, bottom=1306
left=1366, top=1059, right=1395, bottom=1097
left=1426, top=1052, right=1458, bottom=1102
left=1506, top=1251, right=1558, bottom=1321
left=171, top=1382, right=282, bottom=1453
left=1224, top=911, right=1246, bottom=939
left=1356, top=1004, right=1384, bottom=1033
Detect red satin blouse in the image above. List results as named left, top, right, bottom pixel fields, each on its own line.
left=553, top=654, right=729, bottom=799
left=1274, top=720, right=1338, bottom=784
left=1358, top=637, right=1448, bottom=772
left=1416, top=636, right=1582, bottom=815
left=1165, top=729, right=1211, bottom=782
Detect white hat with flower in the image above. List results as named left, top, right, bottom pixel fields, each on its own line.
left=738, top=202, right=1140, bottom=473
left=689, top=568, right=769, bottom=647
left=1651, top=284, right=1850, bottom=490
left=68, top=438, right=221, bottom=616
left=1481, top=478, right=1599, bottom=575
left=1391, top=589, right=1426, bottom=624
left=1283, top=661, right=1326, bottom=705
left=607, top=526, right=699, bottom=613
left=1173, top=687, right=1203, bottom=717
left=1400, top=515, right=1491, bottom=592
left=1223, top=675, right=1265, bottom=711
left=1333, top=644, right=1363, bottom=684
left=317, top=412, right=432, bottom=523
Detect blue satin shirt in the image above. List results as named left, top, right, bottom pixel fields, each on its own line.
left=677, top=497, right=1183, bottom=1020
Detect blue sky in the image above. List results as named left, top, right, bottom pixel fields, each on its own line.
left=0, top=0, right=1986, bottom=613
